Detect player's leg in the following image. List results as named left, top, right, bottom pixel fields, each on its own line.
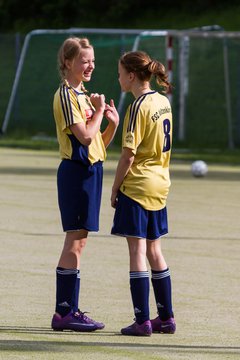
left=51, top=229, right=104, bottom=332
left=120, top=238, right=152, bottom=336
left=147, top=239, right=176, bottom=334
left=145, top=206, right=175, bottom=334
left=56, top=229, right=88, bottom=315
left=111, top=192, right=152, bottom=336
left=57, top=230, right=87, bottom=315
left=127, top=237, right=149, bottom=324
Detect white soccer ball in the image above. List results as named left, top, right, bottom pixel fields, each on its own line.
left=191, top=160, right=208, bottom=177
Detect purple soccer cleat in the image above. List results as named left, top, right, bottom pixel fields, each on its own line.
left=150, top=316, right=176, bottom=334
left=51, top=311, right=105, bottom=332
left=121, top=320, right=152, bottom=336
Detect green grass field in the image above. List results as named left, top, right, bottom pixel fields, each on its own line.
left=0, top=147, right=240, bottom=360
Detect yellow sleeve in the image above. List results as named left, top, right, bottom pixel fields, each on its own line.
left=59, top=86, right=84, bottom=131
left=122, top=105, right=146, bottom=155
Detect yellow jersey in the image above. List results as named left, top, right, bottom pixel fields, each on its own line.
left=120, top=91, right=172, bottom=210
left=53, top=82, right=106, bottom=165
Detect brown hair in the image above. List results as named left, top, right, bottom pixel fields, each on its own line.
left=57, top=37, right=93, bottom=91
left=119, top=51, right=171, bottom=93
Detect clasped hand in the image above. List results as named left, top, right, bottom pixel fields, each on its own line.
left=90, top=93, right=106, bottom=113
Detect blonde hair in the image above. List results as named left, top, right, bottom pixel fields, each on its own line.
left=57, top=37, right=93, bottom=92
left=120, top=51, right=171, bottom=93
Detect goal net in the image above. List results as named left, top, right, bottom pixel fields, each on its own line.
left=1, top=27, right=240, bottom=149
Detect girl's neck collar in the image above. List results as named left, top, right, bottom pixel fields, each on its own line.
left=132, top=85, right=153, bottom=98
left=64, top=79, right=83, bottom=93
left=134, top=90, right=155, bottom=99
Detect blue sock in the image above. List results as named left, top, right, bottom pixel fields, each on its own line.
left=151, top=268, right=173, bottom=321
left=130, top=271, right=149, bottom=325
left=55, top=267, right=78, bottom=317
left=71, top=270, right=80, bottom=313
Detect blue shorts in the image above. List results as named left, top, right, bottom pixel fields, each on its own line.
left=111, top=191, right=168, bottom=240
left=57, top=159, right=103, bottom=232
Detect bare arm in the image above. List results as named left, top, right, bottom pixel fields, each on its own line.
left=111, top=147, right=135, bottom=208
left=70, top=93, right=105, bottom=146
left=102, top=99, right=119, bottom=148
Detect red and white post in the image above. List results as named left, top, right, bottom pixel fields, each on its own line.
left=166, top=35, right=173, bottom=104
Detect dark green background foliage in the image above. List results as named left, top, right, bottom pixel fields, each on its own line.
left=1, top=0, right=240, bottom=32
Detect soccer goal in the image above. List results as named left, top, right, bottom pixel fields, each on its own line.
left=1, top=27, right=240, bottom=149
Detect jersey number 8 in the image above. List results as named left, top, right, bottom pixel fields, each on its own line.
left=162, top=119, right=171, bottom=152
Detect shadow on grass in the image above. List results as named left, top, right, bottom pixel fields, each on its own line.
left=0, top=327, right=239, bottom=355
left=0, top=166, right=240, bottom=181
left=0, top=167, right=57, bottom=176
left=0, top=326, right=114, bottom=336
left=1, top=228, right=240, bottom=242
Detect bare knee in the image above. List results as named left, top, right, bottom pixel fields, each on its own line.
left=76, top=237, right=87, bottom=254
left=147, top=241, right=159, bottom=261
left=65, top=231, right=87, bottom=254
left=127, top=238, right=147, bottom=271
left=58, top=230, right=88, bottom=268
left=147, top=240, right=167, bottom=270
